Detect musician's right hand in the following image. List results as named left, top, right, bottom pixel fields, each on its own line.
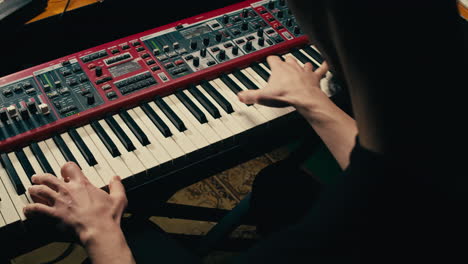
left=237, top=55, right=332, bottom=120
left=23, top=162, right=135, bottom=264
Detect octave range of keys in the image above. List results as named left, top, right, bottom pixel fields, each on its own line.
left=0, top=45, right=327, bottom=226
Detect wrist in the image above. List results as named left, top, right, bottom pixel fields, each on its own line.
left=295, top=94, right=339, bottom=124
left=78, top=220, right=121, bottom=246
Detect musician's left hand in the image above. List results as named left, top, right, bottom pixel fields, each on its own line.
left=24, top=162, right=135, bottom=264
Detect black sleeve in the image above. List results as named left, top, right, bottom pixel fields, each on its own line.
left=233, top=139, right=385, bottom=263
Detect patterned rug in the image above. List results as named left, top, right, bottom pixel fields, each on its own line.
left=11, top=147, right=291, bottom=264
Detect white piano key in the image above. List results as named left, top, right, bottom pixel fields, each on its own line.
left=113, top=114, right=160, bottom=171
left=299, top=49, right=322, bottom=67
left=169, top=94, right=223, bottom=144
left=37, top=141, right=62, bottom=177
left=22, top=147, right=44, bottom=175
left=131, top=107, right=184, bottom=161
left=227, top=73, right=278, bottom=120
left=44, top=139, right=68, bottom=179
left=0, top=210, right=5, bottom=227
left=83, top=125, right=133, bottom=180
left=7, top=153, right=32, bottom=202
left=283, top=53, right=305, bottom=67
left=75, top=127, right=116, bottom=184
left=60, top=133, right=105, bottom=188
left=241, top=68, right=294, bottom=115
left=0, top=175, right=21, bottom=224
left=148, top=101, right=198, bottom=154
left=259, top=62, right=271, bottom=74
left=196, top=84, right=245, bottom=135
left=98, top=120, right=147, bottom=178
left=211, top=78, right=267, bottom=127
left=163, top=96, right=212, bottom=148
left=0, top=166, right=27, bottom=220
left=187, top=87, right=235, bottom=139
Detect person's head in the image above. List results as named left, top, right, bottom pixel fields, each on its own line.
left=288, top=0, right=465, bottom=159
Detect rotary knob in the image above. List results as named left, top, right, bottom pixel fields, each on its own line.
left=222, top=14, right=229, bottom=24
left=200, top=48, right=207, bottom=57
left=258, top=37, right=265, bottom=46
left=190, top=40, right=198, bottom=50
left=215, top=33, right=222, bottom=42
left=193, top=57, right=200, bottom=67
left=293, top=26, right=301, bottom=34
left=286, top=18, right=293, bottom=27
left=95, top=66, right=103, bottom=77
left=219, top=49, right=226, bottom=60
left=257, top=29, right=264, bottom=37
left=277, top=10, right=284, bottom=18
left=241, top=21, right=248, bottom=31
left=232, top=46, right=239, bottom=56
left=245, top=41, right=253, bottom=51
left=268, top=0, right=274, bottom=9
left=203, top=37, right=210, bottom=46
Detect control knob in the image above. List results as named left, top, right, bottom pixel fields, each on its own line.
left=242, top=9, right=249, bottom=18
left=190, top=40, right=198, bottom=50
left=232, top=46, right=239, bottom=56
left=268, top=0, right=274, bottom=9
left=215, top=33, right=222, bottom=42
left=293, top=26, right=301, bottom=34
left=222, top=15, right=229, bottom=24
left=19, top=108, right=29, bottom=120
left=203, top=37, right=210, bottom=46
left=95, top=66, right=103, bottom=77
left=0, top=109, right=8, bottom=122
left=200, top=48, right=207, bottom=57
left=258, top=37, right=265, bottom=46
left=193, top=57, right=200, bottom=67
left=241, top=21, right=249, bottom=31
left=86, top=94, right=95, bottom=105
left=277, top=10, right=284, bottom=18
left=245, top=41, right=253, bottom=51
left=279, top=0, right=286, bottom=6
left=257, top=29, right=264, bottom=37
left=219, top=49, right=226, bottom=60
left=286, top=18, right=293, bottom=27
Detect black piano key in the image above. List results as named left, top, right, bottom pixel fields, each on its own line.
left=91, top=121, right=121, bottom=157
left=69, top=129, right=97, bottom=166
left=233, top=70, right=258, bottom=90
left=188, top=86, right=221, bottom=119
left=0, top=153, right=26, bottom=195
left=53, top=135, right=79, bottom=166
left=141, top=103, right=172, bottom=138
left=175, top=90, right=207, bottom=124
left=200, top=81, right=234, bottom=114
left=291, top=48, right=319, bottom=69
left=251, top=62, right=270, bottom=81
left=119, top=111, right=151, bottom=146
left=262, top=60, right=271, bottom=70
left=302, top=45, right=324, bottom=64
left=220, top=74, right=243, bottom=95
left=15, top=150, right=35, bottom=181
left=30, top=143, right=55, bottom=175
left=155, top=97, right=187, bottom=132
left=105, top=116, right=136, bottom=152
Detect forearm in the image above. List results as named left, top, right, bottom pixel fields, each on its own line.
left=81, top=225, right=135, bottom=264
left=297, top=98, right=358, bottom=169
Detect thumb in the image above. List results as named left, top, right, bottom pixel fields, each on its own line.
left=109, top=176, right=127, bottom=212
left=238, top=89, right=289, bottom=108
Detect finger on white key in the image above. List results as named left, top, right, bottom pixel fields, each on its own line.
left=61, top=133, right=105, bottom=188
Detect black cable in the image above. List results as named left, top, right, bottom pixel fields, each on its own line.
left=61, top=0, right=72, bottom=17
left=40, top=243, right=76, bottom=264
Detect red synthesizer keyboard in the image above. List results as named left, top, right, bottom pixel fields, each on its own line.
left=0, top=0, right=336, bottom=236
